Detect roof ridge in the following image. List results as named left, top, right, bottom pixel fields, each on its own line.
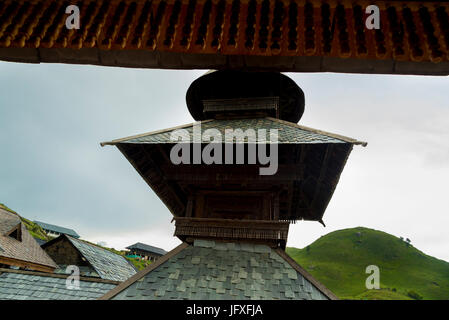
left=64, top=236, right=107, bottom=279
left=265, top=117, right=368, bottom=146
left=68, top=235, right=114, bottom=254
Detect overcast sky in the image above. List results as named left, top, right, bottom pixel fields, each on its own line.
left=0, top=61, right=448, bottom=261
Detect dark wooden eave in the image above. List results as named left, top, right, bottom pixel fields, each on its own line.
left=0, top=256, right=56, bottom=273
left=113, top=142, right=354, bottom=223
left=0, top=0, right=448, bottom=75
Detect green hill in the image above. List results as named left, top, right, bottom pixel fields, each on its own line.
left=286, top=227, right=449, bottom=300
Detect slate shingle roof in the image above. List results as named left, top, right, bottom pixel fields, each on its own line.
left=0, top=0, right=448, bottom=75
left=54, top=265, right=100, bottom=278
left=34, top=220, right=80, bottom=238
left=126, top=243, right=167, bottom=256
left=0, top=269, right=117, bottom=300
left=102, top=117, right=366, bottom=146
left=0, top=209, right=57, bottom=271
left=66, top=236, right=136, bottom=282
left=106, top=240, right=334, bottom=300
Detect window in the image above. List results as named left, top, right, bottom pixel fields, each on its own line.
left=8, top=223, right=22, bottom=242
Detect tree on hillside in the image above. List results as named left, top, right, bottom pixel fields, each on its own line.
left=407, top=290, right=422, bottom=300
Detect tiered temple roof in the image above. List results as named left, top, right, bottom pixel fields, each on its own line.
left=101, top=117, right=366, bottom=225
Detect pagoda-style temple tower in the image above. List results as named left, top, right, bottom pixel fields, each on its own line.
left=0, top=0, right=445, bottom=302
left=100, top=71, right=366, bottom=300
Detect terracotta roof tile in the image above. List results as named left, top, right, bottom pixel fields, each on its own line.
left=0, top=0, right=447, bottom=73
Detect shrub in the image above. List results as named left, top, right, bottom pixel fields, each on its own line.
left=407, top=290, right=423, bottom=300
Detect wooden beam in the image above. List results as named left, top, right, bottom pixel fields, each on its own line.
left=161, top=164, right=304, bottom=182
left=290, top=144, right=307, bottom=219
left=0, top=256, right=55, bottom=274
left=273, top=193, right=280, bottom=220
left=185, top=195, right=193, bottom=217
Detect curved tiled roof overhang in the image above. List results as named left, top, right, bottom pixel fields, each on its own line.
left=0, top=0, right=448, bottom=75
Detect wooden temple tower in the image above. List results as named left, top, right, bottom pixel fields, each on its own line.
left=1, top=0, right=447, bottom=301
left=99, top=70, right=366, bottom=300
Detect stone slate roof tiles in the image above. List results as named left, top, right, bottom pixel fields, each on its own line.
left=0, top=208, right=58, bottom=271
left=0, top=269, right=117, bottom=300
left=103, top=117, right=366, bottom=146
left=34, top=220, right=80, bottom=238
left=66, top=236, right=137, bottom=282
left=54, top=265, right=100, bottom=278
left=106, top=240, right=334, bottom=300
left=126, top=242, right=167, bottom=256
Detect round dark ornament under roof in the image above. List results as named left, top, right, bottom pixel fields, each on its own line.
left=186, top=71, right=305, bottom=123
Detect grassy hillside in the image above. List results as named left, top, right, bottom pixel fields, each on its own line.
left=0, top=203, right=18, bottom=214
left=286, top=227, right=449, bottom=300
left=125, top=257, right=152, bottom=270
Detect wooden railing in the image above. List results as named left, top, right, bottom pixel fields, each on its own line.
left=173, top=217, right=289, bottom=247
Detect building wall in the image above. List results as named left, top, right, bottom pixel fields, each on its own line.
left=43, top=238, right=87, bottom=267
left=45, top=230, right=61, bottom=238
left=131, top=249, right=162, bottom=261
